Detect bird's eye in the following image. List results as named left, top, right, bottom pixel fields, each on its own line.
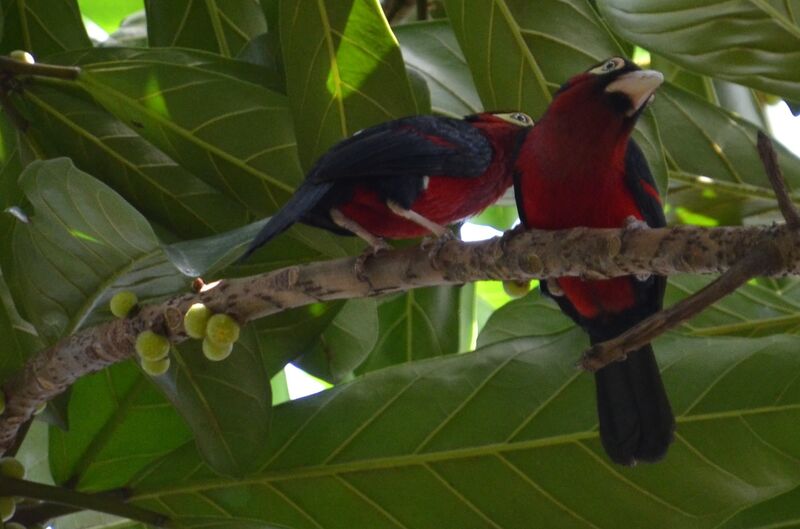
left=511, top=112, right=531, bottom=124
left=589, top=57, right=625, bottom=75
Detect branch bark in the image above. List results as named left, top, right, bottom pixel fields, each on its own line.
left=1, top=223, right=799, bottom=453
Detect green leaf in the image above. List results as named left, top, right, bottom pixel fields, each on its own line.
left=655, top=84, right=800, bottom=225
left=471, top=205, right=517, bottom=230
left=9, top=159, right=185, bottom=343
left=296, top=298, right=379, bottom=382
left=78, top=0, right=143, bottom=33
left=49, top=361, right=192, bottom=491
left=150, top=328, right=272, bottom=478
left=17, top=83, right=248, bottom=238
left=477, top=288, right=574, bottom=347
left=355, top=286, right=460, bottom=374
left=144, top=0, right=266, bottom=58
left=280, top=0, right=419, bottom=169
left=597, top=0, right=800, bottom=102
left=128, top=331, right=800, bottom=529
left=444, top=0, right=621, bottom=117
left=0, top=0, right=90, bottom=57
left=15, top=420, right=53, bottom=485
left=0, top=267, right=41, bottom=383
left=55, top=47, right=300, bottom=217
left=667, top=276, right=800, bottom=337
left=394, top=20, right=482, bottom=117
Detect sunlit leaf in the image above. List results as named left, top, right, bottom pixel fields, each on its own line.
left=144, top=0, right=266, bottom=57
left=280, top=0, right=419, bottom=169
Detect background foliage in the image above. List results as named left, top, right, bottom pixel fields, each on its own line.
left=1, top=0, right=800, bottom=527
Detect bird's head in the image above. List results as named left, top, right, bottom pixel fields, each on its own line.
left=543, top=57, right=663, bottom=133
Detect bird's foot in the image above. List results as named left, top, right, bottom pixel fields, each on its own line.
left=623, top=215, right=649, bottom=232
left=421, top=230, right=457, bottom=268
left=545, top=278, right=564, bottom=297
left=499, top=223, right=526, bottom=253
left=354, top=239, right=391, bottom=283
left=622, top=216, right=652, bottom=281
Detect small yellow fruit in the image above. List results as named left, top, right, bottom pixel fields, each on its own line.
left=9, top=50, right=35, bottom=64
left=135, top=331, right=170, bottom=361
left=141, top=357, right=170, bottom=376
left=202, top=338, right=233, bottom=362
left=0, top=496, right=15, bottom=522
left=0, top=458, right=25, bottom=479
left=502, top=279, right=531, bottom=298
left=110, top=291, right=138, bottom=318
left=183, top=303, right=212, bottom=339
left=205, top=314, right=240, bottom=346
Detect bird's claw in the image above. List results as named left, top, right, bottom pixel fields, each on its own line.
left=545, top=278, right=564, bottom=297
left=499, top=224, right=526, bottom=253
left=623, top=216, right=649, bottom=232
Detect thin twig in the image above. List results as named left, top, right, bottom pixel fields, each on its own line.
left=0, top=477, right=169, bottom=527
left=758, top=130, right=800, bottom=228
left=579, top=243, right=783, bottom=371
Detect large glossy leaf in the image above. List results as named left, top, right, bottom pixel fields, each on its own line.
left=656, top=84, right=800, bottom=224
left=296, top=298, right=379, bottom=382
left=144, top=0, right=267, bottom=57
left=444, top=0, right=622, bottom=117
left=9, top=159, right=185, bottom=343
left=17, top=83, right=248, bottom=238
left=49, top=361, right=192, bottom=491
left=598, top=0, right=800, bottom=101
left=0, top=0, right=90, bottom=57
left=0, top=267, right=41, bottom=383
left=149, top=327, right=272, bottom=478
left=355, top=286, right=460, bottom=374
left=49, top=47, right=300, bottom=217
left=126, top=330, right=800, bottom=529
left=667, top=276, right=800, bottom=337
left=280, top=0, right=419, bottom=169
left=394, top=20, right=482, bottom=117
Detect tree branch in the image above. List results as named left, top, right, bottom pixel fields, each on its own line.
left=1, top=223, right=799, bottom=453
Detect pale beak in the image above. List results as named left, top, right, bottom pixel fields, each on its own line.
left=605, top=70, right=664, bottom=116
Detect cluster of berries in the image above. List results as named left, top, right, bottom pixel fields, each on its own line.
left=109, top=293, right=242, bottom=377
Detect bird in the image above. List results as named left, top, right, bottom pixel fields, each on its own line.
left=238, top=112, right=534, bottom=262
left=514, top=57, right=675, bottom=465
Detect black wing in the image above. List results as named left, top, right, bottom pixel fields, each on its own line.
left=307, top=115, right=493, bottom=184
left=237, top=181, right=333, bottom=262
left=624, top=139, right=667, bottom=313
left=624, top=140, right=665, bottom=229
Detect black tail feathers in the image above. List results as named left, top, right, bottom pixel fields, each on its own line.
left=593, top=342, right=675, bottom=465
left=237, top=182, right=332, bottom=263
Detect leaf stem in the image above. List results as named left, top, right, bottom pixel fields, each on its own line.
left=0, top=477, right=170, bottom=527
left=0, top=57, right=80, bottom=80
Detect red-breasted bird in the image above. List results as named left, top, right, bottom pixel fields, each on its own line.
left=515, top=57, right=674, bottom=465
left=239, top=112, right=534, bottom=261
